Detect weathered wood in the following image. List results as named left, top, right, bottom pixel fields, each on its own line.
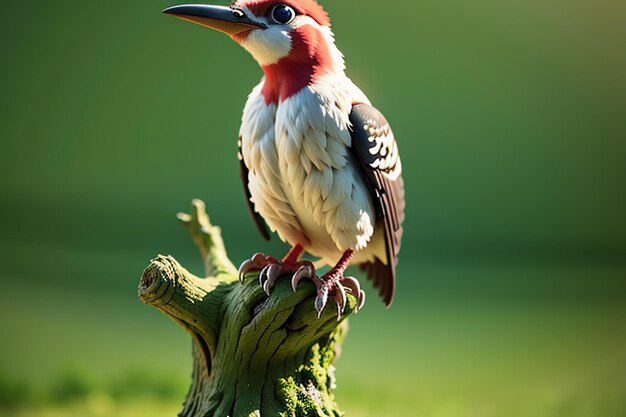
left=138, top=200, right=354, bottom=417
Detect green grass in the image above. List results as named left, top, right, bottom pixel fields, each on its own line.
left=3, top=399, right=182, bottom=417
left=2, top=300, right=625, bottom=417
left=337, top=304, right=626, bottom=417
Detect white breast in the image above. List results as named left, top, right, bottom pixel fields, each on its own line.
left=239, top=75, right=386, bottom=266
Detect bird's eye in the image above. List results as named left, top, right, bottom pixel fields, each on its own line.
left=270, top=4, right=296, bottom=24
left=232, top=8, right=245, bottom=19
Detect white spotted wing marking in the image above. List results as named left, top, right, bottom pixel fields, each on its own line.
left=349, top=104, right=405, bottom=306
left=363, top=119, right=402, bottom=180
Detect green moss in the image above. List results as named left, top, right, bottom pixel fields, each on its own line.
left=278, top=377, right=298, bottom=416
left=277, top=323, right=350, bottom=417
left=278, top=376, right=326, bottom=417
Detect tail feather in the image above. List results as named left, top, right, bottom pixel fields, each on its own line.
left=359, top=258, right=395, bottom=307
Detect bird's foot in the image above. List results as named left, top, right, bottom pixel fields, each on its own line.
left=237, top=252, right=278, bottom=283
left=292, top=262, right=365, bottom=319
left=257, top=258, right=314, bottom=296
left=238, top=244, right=307, bottom=293
left=239, top=247, right=364, bottom=318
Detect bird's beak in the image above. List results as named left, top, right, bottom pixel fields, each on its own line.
left=163, top=4, right=266, bottom=36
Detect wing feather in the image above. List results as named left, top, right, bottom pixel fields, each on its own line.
left=238, top=136, right=271, bottom=241
left=349, top=104, right=405, bottom=306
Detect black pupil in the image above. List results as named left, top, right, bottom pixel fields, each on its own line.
left=273, top=5, right=294, bottom=23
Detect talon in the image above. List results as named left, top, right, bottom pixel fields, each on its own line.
left=342, top=276, right=362, bottom=312
left=358, top=290, right=366, bottom=311
left=239, top=252, right=276, bottom=284
left=259, top=264, right=271, bottom=286
left=262, top=263, right=281, bottom=295
left=342, top=275, right=361, bottom=296
left=315, top=286, right=329, bottom=318
left=342, top=276, right=360, bottom=295
left=262, top=279, right=271, bottom=295
left=291, top=263, right=314, bottom=292
left=238, top=260, right=253, bottom=283
left=334, top=285, right=347, bottom=316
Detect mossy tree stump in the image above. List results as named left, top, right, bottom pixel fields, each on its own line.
left=138, top=200, right=355, bottom=417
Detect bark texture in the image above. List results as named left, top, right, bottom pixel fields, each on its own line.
left=138, top=200, right=354, bottom=417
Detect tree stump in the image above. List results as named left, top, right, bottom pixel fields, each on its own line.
left=138, top=200, right=356, bottom=417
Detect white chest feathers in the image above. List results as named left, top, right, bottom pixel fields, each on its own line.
left=239, top=78, right=382, bottom=264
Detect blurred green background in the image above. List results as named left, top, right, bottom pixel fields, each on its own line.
left=1, top=0, right=625, bottom=416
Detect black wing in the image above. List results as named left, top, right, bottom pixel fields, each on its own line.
left=349, top=104, right=405, bottom=307
left=238, top=136, right=271, bottom=241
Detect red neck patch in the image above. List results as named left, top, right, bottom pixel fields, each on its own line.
left=260, top=25, right=333, bottom=104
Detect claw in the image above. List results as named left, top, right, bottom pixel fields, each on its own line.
left=315, top=285, right=329, bottom=318
left=341, top=276, right=362, bottom=311
left=291, top=262, right=314, bottom=292
left=239, top=252, right=273, bottom=283
left=259, top=264, right=271, bottom=287
left=358, top=290, right=366, bottom=311
left=342, top=276, right=361, bottom=295
left=262, top=263, right=281, bottom=295
left=238, top=260, right=253, bottom=283
left=334, top=285, right=347, bottom=319
left=262, top=279, right=271, bottom=295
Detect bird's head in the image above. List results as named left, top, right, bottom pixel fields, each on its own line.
left=164, top=1, right=344, bottom=102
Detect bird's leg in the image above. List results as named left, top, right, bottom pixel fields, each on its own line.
left=258, top=244, right=317, bottom=295
left=292, top=249, right=366, bottom=318
left=280, top=243, right=305, bottom=267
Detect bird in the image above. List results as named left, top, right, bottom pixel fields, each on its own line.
left=164, top=0, right=405, bottom=316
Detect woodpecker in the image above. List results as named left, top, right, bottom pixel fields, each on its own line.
left=164, top=0, right=405, bottom=316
